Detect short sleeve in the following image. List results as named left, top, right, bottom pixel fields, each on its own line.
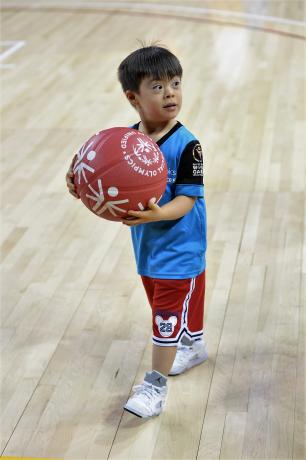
left=175, top=140, right=204, bottom=198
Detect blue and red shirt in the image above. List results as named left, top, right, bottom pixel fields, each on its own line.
left=130, top=121, right=207, bottom=279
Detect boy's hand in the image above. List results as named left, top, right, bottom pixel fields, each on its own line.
left=122, top=198, right=163, bottom=226
left=66, top=157, right=79, bottom=199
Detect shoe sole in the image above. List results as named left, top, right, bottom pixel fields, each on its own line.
left=123, top=406, right=144, bottom=418
left=123, top=404, right=162, bottom=418
left=168, top=352, right=208, bottom=376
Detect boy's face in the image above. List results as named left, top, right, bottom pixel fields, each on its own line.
left=126, top=76, right=182, bottom=123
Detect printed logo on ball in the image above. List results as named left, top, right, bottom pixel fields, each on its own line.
left=121, top=131, right=166, bottom=177
left=73, top=141, right=96, bottom=184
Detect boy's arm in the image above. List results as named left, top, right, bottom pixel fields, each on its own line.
left=122, top=196, right=196, bottom=226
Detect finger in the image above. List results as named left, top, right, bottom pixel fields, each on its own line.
left=67, top=182, right=76, bottom=190
left=69, top=190, right=79, bottom=199
left=148, top=204, right=158, bottom=211
left=66, top=171, right=74, bottom=180
left=127, top=210, right=143, bottom=217
left=67, top=183, right=77, bottom=194
left=123, top=221, right=139, bottom=226
left=122, top=218, right=142, bottom=226
left=122, top=216, right=138, bottom=223
left=147, top=198, right=159, bottom=210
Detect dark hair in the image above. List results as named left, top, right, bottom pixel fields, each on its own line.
left=118, top=46, right=183, bottom=92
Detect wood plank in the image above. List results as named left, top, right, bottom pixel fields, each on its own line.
left=220, top=411, right=247, bottom=459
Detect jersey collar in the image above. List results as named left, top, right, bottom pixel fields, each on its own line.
left=132, top=121, right=182, bottom=146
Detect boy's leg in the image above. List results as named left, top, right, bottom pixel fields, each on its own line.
left=142, top=273, right=206, bottom=377
left=169, top=271, right=207, bottom=375
left=123, top=276, right=182, bottom=418
left=141, top=276, right=177, bottom=374
left=152, top=344, right=177, bottom=376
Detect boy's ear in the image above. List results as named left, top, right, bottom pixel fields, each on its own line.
left=125, top=90, right=138, bottom=108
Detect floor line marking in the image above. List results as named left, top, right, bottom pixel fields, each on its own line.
left=0, top=40, right=26, bottom=66
left=3, top=1, right=306, bottom=28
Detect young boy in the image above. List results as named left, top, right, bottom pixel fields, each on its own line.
left=66, top=46, right=208, bottom=419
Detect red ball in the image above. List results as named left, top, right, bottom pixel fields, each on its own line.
left=72, top=127, right=168, bottom=221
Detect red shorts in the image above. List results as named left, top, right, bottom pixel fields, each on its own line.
left=141, top=271, right=205, bottom=347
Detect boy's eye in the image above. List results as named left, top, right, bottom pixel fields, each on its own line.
left=172, top=80, right=181, bottom=87
left=152, top=84, right=163, bottom=91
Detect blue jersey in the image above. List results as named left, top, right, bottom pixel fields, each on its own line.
left=130, top=121, right=207, bottom=279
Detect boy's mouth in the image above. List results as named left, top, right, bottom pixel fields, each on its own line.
left=163, top=103, right=177, bottom=108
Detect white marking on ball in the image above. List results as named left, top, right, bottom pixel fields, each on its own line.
left=138, top=202, right=145, bottom=210
left=87, top=150, right=96, bottom=161
left=108, top=187, right=119, bottom=197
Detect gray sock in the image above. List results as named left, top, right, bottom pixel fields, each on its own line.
left=145, top=370, right=167, bottom=388
left=181, top=336, right=194, bottom=346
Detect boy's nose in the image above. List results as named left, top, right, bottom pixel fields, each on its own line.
left=164, top=85, right=175, bottom=97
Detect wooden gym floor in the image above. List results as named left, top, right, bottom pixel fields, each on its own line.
left=1, top=1, right=305, bottom=459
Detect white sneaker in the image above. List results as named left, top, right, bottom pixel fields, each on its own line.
left=124, top=371, right=167, bottom=418
left=169, top=338, right=208, bottom=376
